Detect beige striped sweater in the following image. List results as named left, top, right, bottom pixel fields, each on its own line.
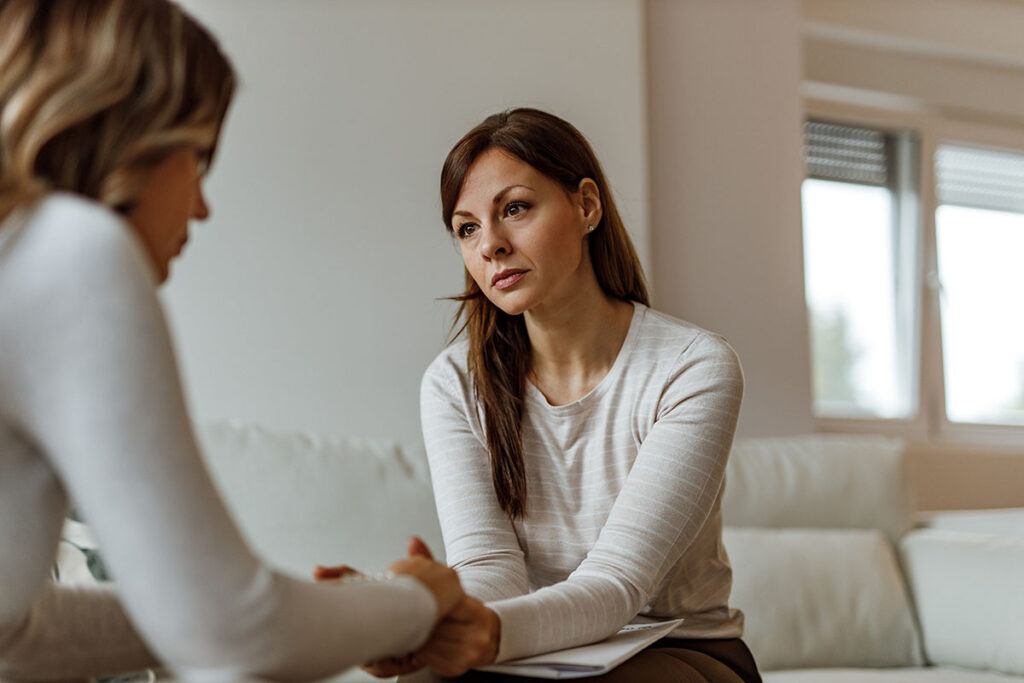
left=420, top=302, right=745, bottom=663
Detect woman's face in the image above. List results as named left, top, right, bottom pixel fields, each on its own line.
left=451, top=148, right=601, bottom=316
left=127, top=147, right=209, bottom=283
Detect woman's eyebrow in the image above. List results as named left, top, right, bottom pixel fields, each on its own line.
left=453, top=184, right=534, bottom=218
left=492, top=184, right=532, bottom=204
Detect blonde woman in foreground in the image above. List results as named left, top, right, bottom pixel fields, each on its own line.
left=404, top=109, right=762, bottom=682
left=0, top=1, right=463, bottom=680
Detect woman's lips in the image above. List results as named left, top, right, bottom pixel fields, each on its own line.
left=492, top=270, right=527, bottom=290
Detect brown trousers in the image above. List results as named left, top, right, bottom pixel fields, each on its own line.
left=402, top=637, right=761, bottom=683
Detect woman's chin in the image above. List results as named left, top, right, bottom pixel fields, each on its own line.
left=488, top=297, right=530, bottom=317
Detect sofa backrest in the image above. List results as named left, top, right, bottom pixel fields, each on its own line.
left=721, top=434, right=925, bottom=672
left=197, top=420, right=444, bottom=579
left=723, top=434, right=913, bottom=542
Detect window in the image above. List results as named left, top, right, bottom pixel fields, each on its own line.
left=801, top=121, right=918, bottom=420
left=802, top=120, right=1024, bottom=436
left=935, top=145, right=1024, bottom=426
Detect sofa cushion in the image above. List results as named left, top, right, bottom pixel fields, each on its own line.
left=917, top=508, right=1024, bottom=538
left=723, top=435, right=911, bottom=542
left=724, top=527, right=923, bottom=671
left=900, top=529, right=1024, bottom=676
left=197, top=420, right=444, bottom=579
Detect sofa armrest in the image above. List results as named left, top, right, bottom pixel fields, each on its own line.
left=900, top=528, right=1024, bottom=676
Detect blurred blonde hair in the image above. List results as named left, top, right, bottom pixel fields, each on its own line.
left=0, top=0, right=236, bottom=222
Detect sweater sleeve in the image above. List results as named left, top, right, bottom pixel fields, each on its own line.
left=0, top=202, right=436, bottom=682
left=0, top=583, right=158, bottom=680
left=420, top=354, right=530, bottom=603
left=471, top=334, right=742, bottom=662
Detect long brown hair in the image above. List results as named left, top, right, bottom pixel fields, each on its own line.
left=440, top=108, right=649, bottom=519
left=0, top=0, right=236, bottom=223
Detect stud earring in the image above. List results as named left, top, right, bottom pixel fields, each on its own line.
left=587, top=225, right=595, bottom=232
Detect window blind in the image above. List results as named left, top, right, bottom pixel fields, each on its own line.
left=935, top=144, right=1024, bottom=215
left=805, top=120, right=890, bottom=186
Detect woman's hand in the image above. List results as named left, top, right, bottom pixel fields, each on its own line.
left=360, top=653, right=421, bottom=678
left=311, top=562, right=425, bottom=678
left=313, top=538, right=466, bottom=679
left=413, top=596, right=501, bottom=677
left=311, top=563, right=359, bottom=581
left=388, top=536, right=463, bottom=623
left=312, top=538, right=463, bottom=623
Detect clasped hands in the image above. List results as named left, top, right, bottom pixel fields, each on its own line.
left=313, top=537, right=500, bottom=678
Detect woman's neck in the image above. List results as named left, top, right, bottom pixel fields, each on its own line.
left=524, top=286, right=635, bottom=406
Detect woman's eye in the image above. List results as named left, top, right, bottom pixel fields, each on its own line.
left=505, top=201, right=529, bottom=218
left=456, top=223, right=478, bottom=239
left=193, top=146, right=213, bottom=176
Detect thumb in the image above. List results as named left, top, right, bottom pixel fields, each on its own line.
left=407, top=535, right=434, bottom=560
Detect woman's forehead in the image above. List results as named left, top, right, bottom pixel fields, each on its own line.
left=457, top=150, right=546, bottom=204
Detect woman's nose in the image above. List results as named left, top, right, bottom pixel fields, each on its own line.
left=479, top=225, right=511, bottom=260
left=193, top=186, right=210, bottom=221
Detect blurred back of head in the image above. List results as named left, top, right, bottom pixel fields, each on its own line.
left=0, top=0, right=236, bottom=222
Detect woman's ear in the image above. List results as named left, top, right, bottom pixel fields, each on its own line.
left=577, top=178, right=603, bottom=232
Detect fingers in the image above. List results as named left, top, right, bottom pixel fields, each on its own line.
left=414, top=635, right=489, bottom=678
left=362, top=654, right=421, bottom=678
left=421, top=621, right=489, bottom=652
left=407, top=535, right=434, bottom=560
left=387, top=555, right=430, bottom=575
left=312, top=564, right=358, bottom=581
left=442, top=595, right=484, bottom=621
left=389, top=556, right=464, bottom=620
left=412, top=597, right=501, bottom=678
left=414, top=643, right=475, bottom=678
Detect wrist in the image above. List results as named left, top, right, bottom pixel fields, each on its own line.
left=486, top=606, right=501, bottom=663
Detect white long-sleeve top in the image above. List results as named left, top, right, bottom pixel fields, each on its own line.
left=420, top=303, right=745, bottom=663
left=0, top=194, right=436, bottom=682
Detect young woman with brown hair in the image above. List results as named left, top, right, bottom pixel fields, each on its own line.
left=409, top=109, right=761, bottom=682
left=0, top=1, right=462, bottom=679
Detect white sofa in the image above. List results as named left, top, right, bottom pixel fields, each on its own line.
left=188, top=422, right=1024, bottom=682
left=721, top=435, right=1024, bottom=682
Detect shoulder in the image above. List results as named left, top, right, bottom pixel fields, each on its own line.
left=421, top=338, right=472, bottom=400
left=629, top=306, right=744, bottom=410
left=629, top=308, right=743, bottom=422
left=0, top=193, right=160, bottom=354
left=420, top=338, right=486, bottom=434
left=635, top=306, right=742, bottom=377
left=3, top=193, right=155, bottom=291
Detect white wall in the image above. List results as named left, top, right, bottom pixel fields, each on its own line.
left=164, top=0, right=1022, bottom=511
left=166, top=0, right=648, bottom=445
left=646, top=0, right=816, bottom=437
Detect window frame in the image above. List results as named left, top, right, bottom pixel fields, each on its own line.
left=805, top=97, right=1024, bottom=449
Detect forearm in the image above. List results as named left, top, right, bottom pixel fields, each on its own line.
left=453, top=553, right=530, bottom=603
left=421, top=365, right=532, bottom=604
left=487, top=573, right=641, bottom=662
left=165, top=571, right=436, bottom=682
